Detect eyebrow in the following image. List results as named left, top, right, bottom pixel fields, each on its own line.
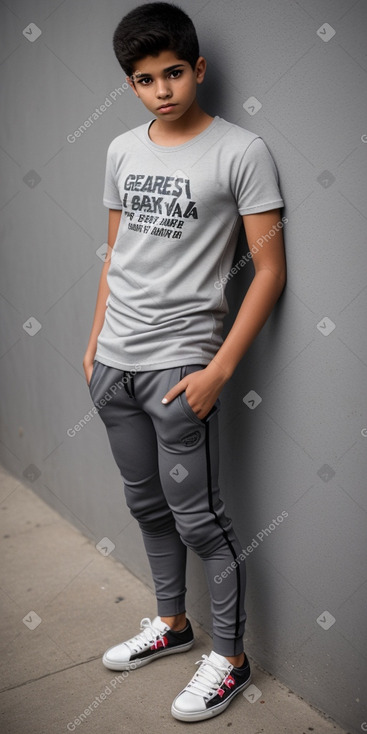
left=134, top=64, right=185, bottom=78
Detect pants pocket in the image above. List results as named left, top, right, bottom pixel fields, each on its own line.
left=88, top=360, right=98, bottom=391
left=178, top=365, right=220, bottom=424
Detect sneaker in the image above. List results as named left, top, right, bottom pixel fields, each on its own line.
left=171, top=650, right=252, bottom=721
left=102, top=616, right=194, bottom=671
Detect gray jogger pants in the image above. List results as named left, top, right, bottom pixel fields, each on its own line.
left=88, top=360, right=247, bottom=656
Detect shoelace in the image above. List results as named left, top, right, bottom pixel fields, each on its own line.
left=125, top=617, right=166, bottom=653
left=185, top=654, right=232, bottom=698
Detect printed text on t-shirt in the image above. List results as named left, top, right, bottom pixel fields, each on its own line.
left=122, top=174, right=198, bottom=239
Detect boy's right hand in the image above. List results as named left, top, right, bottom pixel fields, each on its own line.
left=83, top=353, right=95, bottom=386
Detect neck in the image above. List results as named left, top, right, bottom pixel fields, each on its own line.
left=152, top=100, right=213, bottom=140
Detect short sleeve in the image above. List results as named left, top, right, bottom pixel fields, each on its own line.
left=233, top=137, right=284, bottom=215
left=102, top=142, right=122, bottom=209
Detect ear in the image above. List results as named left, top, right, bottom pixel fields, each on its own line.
left=126, top=75, right=140, bottom=98
left=195, top=56, right=207, bottom=85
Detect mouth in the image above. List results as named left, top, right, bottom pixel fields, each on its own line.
left=157, top=103, right=177, bottom=112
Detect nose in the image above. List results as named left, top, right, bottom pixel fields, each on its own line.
left=155, top=78, right=172, bottom=99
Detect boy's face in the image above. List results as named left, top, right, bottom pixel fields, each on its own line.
left=127, top=49, right=206, bottom=121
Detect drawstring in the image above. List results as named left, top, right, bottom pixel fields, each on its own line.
left=123, top=372, right=135, bottom=399
left=130, top=373, right=135, bottom=399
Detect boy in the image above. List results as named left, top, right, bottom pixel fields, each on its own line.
left=83, top=1, right=286, bottom=723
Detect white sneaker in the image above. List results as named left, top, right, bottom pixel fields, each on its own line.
left=102, top=616, right=194, bottom=671
left=171, top=650, right=252, bottom=721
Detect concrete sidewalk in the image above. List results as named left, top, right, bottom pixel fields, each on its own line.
left=0, top=465, right=349, bottom=734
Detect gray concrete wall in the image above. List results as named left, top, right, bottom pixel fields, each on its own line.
left=1, top=1, right=366, bottom=731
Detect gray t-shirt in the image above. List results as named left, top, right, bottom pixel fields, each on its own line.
left=95, top=115, right=284, bottom=371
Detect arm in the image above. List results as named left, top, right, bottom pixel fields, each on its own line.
left=162, top=209, right=286, bottom=418
left=83, top=209, right=122, bottom=384
left=211, top=208, right=286, bottom=379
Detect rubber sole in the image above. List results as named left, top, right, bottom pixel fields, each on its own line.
left=171, top=674, right=252, bottom=722
left=102, top=638, right=194, bottom=671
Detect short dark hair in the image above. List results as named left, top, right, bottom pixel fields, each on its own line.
left=112, top=2, right=200, bottom=77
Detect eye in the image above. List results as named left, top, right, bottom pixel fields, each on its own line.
left=169, top=69, right=182, bottom=79
left=137, top=77, right=152, bottom=86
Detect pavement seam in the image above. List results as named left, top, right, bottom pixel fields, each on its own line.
left=0, top=655, right=102, bottom=694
